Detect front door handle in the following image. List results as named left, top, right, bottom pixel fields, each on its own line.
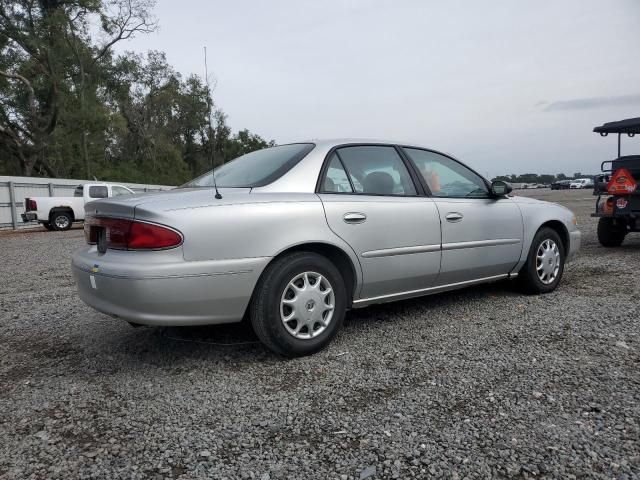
left=445, top=212, right=463, bottom=222
left=343, top=212, right=367, bottom=224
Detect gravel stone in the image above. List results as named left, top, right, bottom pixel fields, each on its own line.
left=0, top=189, right=639, bottom=479
left=360, top=465, right=376, bottom=479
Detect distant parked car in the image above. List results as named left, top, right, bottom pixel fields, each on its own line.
left=570, top=178, right=594, bottom=189
left=72, top=139, right=581, bottom=357
left=22, top=183, right=134, bottom=231
left=551, top=180, right=572, bottom=190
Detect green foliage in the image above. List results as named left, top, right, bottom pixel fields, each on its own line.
left=0, top=0, right=273, bottom=184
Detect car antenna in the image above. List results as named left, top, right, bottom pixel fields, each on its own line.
left=204, top=46, right=222, bottom=199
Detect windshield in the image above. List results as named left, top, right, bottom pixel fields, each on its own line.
left=183, top=143, right=315, bottom=188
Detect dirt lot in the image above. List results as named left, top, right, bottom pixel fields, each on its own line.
left=0, top=189, right=638, bottom=479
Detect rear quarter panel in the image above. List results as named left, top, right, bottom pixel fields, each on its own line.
left=133, top=193, right=364, bottom=287
left=35, top=197, right=85, bottom=221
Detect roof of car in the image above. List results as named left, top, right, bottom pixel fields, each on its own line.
left=304, top=138, right=431, bottom=148
left=593, top=117, right=640, bottom=135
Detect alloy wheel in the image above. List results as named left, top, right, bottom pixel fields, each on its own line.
left=54, top=215, right=70, bottom=229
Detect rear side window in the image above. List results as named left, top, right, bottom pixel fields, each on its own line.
left=324, top=146, right=417, bottom=196
left=88, top=186, right=108, bottom=199
left=322, top=153, right=354, bottom=193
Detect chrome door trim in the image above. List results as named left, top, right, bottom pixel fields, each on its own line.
left=352, top=273, right=510, bottom=307
left=442, top=238, right=521, bottom=251
left=361, top=243, right=441, bottom=258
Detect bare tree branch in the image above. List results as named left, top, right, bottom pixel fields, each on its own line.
left=92, top=0, right=157, bottom=66
left=0, top=69, right=37, bottom=121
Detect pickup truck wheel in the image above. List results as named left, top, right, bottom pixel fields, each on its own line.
left=42, top=222, right=55, bottom=231
left=250, top=252, right=346, bottom=357
left=518, top=227, right=565, bottom=294
left=597, top=218, right=626, bottom=247
left=50, top=211, right=73, bottom=231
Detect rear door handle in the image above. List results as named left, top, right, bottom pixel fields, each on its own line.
left=343, top=212, right=367, bottom=224
left=445, top=212, right=463, bottom=222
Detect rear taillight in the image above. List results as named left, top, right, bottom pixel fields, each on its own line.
left=26, top=198, right=37, bottom=211
left=602, top=197, right=614, bottom=215
left=607, top=168, right=637, bottom=195
left=84, top=217, right=182, bottom=250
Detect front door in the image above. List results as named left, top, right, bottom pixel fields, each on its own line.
left=402, top=147, right=523, bottom=285
left=318, top=145, right=442, bottom=300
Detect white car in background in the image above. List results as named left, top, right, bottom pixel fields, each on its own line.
left=570, top=178, right=594, bottom=189
left=22, top=183, right=134, bottom=231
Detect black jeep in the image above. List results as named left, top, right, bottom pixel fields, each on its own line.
left=592, top=117, right=640, bottom=247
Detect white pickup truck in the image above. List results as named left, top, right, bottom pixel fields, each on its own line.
left=21, top=183, right=135, bottom=231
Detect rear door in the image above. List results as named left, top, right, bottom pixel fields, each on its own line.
left=318, top=145, right=442, bottom=300
left=402, top=148, right=523, bottom=285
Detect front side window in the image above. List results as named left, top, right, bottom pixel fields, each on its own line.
left=326, top=145, right=417, bottom=196
left=183, top=143, right=315, bottom=188
left=88, top=186, right=108, bottom=199
left=403, top=148, right=489, bottom=198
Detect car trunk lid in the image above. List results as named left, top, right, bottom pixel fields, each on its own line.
left=84, top=187, right=253, bottom=219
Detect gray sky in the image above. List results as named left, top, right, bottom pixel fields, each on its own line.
left=118, top=0, right=640, bottom=178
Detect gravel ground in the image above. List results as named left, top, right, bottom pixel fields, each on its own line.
left=0, top=189, right=639, bottom=479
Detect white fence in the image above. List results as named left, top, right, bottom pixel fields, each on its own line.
left=0, top=175, right=174, bottom=229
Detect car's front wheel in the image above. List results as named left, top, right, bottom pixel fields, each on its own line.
left=518, top=227, right=565, bottom=294
left=250, top=252, right=347, bottom=357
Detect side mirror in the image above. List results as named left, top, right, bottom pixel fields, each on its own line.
left=490, top=180, right=512, bottom=196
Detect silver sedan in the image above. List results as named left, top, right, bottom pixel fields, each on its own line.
left=72, top=140, right=580, bottom=356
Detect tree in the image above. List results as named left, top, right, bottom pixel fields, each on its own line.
left=0, top=0, right=67, bottom=175
left=0, top=0, right=275, bottom=184
left=64, top=0, right=157, bottom=178
left=0, top=0, right=156, bottom=177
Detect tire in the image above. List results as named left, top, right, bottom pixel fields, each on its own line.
left=250, top=251, right=347, bottom=357
left=597, top=217, right=626, bottom=247
left=518, top=227, right=565, bottom=294
left=42, top=222, right=55, bottom=231
left=50, top=211, right=73, bottom=231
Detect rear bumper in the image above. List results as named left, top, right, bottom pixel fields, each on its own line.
left=21, top=212, right=37, bottom=222
left=71, top=247, right=269, bottom=326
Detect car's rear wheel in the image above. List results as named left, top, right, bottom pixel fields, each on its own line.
left=518, top=227, right=565, bottom=294
left=42, top=222, right=55, bottom=231
left=250, top=252, right=347, bottom=357
left=50, top=211, right=73, bottom=231
left=597, top=217, right=626, bottom=247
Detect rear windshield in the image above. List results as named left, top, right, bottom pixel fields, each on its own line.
left=182, top=143, right=315, bottom=188
left=74, top=186, right=83, bottom=197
